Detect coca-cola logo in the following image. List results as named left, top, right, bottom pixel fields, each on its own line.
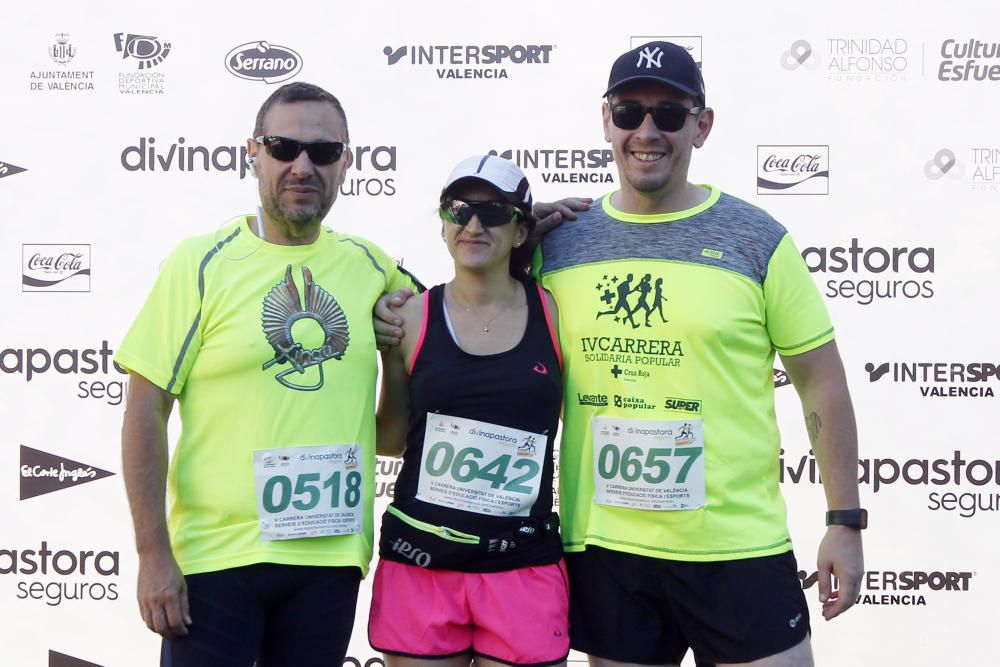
left=225, top=41, right=302, bottom=84
left=22, top=244, right=90, bottom=292
left=28, top=252, right=84, bottom=271
left=757, top=145, right=830, bottom=195
left=762, top=154, right=823, bottom=174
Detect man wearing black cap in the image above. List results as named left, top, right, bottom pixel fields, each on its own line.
left=532, top=41, right=865, bottom=666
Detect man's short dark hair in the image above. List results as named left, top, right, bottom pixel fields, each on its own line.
left=252, top=81, right=350, bottom=142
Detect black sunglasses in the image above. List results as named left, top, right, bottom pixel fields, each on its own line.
left=439, top=200, right=522, bottom=227
left=254, top=135, right=347, bottom=165
left=609, top=102, right=702, bottom=132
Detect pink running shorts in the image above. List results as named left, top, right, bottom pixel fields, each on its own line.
left=369, top=558, right=569, bottom=666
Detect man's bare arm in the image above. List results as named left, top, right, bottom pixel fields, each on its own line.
left=782, top=340, right=864, bottom=621
left=121, top=373, right=190, bottom=638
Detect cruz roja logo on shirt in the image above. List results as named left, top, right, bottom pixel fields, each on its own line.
left=594, top=272, right=669, bottom=329
left=261, top=265, right=349, bottom=391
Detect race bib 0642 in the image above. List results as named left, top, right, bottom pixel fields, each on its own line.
left=417, top=413, right=547, bottom=517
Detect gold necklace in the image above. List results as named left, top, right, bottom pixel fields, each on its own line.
left=448, top=284, right=517, bottom=334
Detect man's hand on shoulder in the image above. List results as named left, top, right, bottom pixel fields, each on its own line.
left=374, top=288, right=416, bottom=350
left=531, top=197, right=593, bottom=240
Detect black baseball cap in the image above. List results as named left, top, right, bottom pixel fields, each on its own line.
left=604, top=41, right=705, bottom=104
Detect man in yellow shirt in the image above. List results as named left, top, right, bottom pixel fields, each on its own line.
left=531, top=41, right=865, bottom=667
left=118, top=82, right=414, bottom=667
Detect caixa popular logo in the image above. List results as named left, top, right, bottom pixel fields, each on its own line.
left=22, top=244, right=90, bottom=292
left=225, top=41, right=302, bottom=84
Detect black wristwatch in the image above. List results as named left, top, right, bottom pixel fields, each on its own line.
left=825, top=508, right=868, bottom=530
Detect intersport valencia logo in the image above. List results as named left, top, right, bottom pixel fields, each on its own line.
left=382, top=42, right=554, bottom=79
left=225, top=41, right=302, bottom=84
left=865, top=360, right=997, bottom=398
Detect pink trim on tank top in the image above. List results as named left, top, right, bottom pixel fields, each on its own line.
left=407, top=291, right=432, bottom=376
left=537, top=284, right=563, bottom=370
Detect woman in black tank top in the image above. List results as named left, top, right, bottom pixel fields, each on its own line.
left=368, top=155, right=568, bottom=667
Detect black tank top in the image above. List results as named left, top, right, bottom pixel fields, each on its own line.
left=378, top=279, right=563, bottom=571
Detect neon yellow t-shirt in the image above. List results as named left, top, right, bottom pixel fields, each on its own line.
left=535, top=188, right=833, bottom=561
left=116, top=217, right=412, bottom=575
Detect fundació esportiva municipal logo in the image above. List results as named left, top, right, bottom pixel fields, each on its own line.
left=594, top=272, right=669, bottom=329
left=225, top=41, right=302, bottom=84
left=757, top=145, right=830, bottom=195
left=261, top=265, right=349, bottom=390
left=113, top=32, right=170, bottom=69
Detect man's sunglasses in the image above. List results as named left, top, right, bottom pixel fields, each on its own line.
left=609, top=102, right=702, bottom=132
left=439, top=199, right=522, bottom=227
left=254, top=135, right=347, bottom=165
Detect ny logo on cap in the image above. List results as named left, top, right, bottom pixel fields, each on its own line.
left=637, top=46, right=663, bottom=69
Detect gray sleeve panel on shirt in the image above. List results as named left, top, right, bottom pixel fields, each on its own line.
left=166, top=225, right=243, bottom=394
left=539, top=193, right=788, bottom=286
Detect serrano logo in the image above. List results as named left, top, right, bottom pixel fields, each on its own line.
left=20, top=446, right=115, bottom=500
left=261, top=264, right=349, bottom=391
left=225, top=41, right=302, bottom=84
left=594, top=272, right=669, bottom=329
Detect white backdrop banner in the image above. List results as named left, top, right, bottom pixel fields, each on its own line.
left=2, top=1, right=997, bottom=665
